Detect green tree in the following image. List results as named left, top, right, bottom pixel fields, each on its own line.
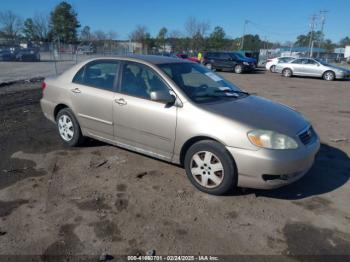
left=208, top=26, right=226, bottom=50
left=322, top=39, right=336, bottom=52
left=156, top=27, right=168, bottom=51
left=23, top=15, right=49, bottom=42
left=49, top=1, right=80, bottom=43
left=339, top=36, right=350, bottom=47
left=241, top=34, right=262, bottom=51
left=23, top=18, right=35, bottom=41
left=295, top=31, right=323, bottom=47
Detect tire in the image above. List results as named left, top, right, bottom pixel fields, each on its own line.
left=205, top=63, right=214, bottom=71
left=184, top=140, right=237, bottom=195
left=234, top=64, right=243, bottom=74
left=282, top=68, right=292, bottom=77
left=56, top=108, right=85, bottom=147
left=323, top=71, right=335, bottom=81
left=270, top=65, right=276, bottom=73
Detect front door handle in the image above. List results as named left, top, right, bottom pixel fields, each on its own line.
left=71, top=88, right=81, bottom=94
left=115, top=98, right=127, bottom=105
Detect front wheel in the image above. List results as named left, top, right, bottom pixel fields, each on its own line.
left=323, top=71, right=335, bottom=81
left=184, top=140, right=237, bottom=195
left=56, top=108, right=85, bottom=147
left=270, top=65, right=276, bottom=73
left=205, top=63, right=215, bottom=71
left=234, top=64, right=243, bottom=74
left=282, top=68, right=292, bottom=77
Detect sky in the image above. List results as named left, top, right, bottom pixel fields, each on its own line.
left=1, top=0, right=349, bottom=43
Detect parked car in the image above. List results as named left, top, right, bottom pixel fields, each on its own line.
left=0, top=49, right=16, bottom=61
left=15, top=48, right=40, bottom=61
left=275, top=57, right=350, bottom=81
left=174, top=53, right=200, bottom=63
left=202, top=52, right=256, bottom=73
left=77, top=44, right=96, bottom=54
left=265, top=56, right=295, bottom=72
left=41, top=55, right=320, bottom=195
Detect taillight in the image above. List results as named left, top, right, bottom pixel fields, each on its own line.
left=41, top=81, right=47, bottom=93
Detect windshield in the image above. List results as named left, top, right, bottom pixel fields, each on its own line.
left=315, top=59, right=331, bottom=66
left=158, top=63, right=247, bottom=103
left=233, top=52, right=245, bottom=59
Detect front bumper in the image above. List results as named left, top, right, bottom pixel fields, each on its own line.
left=335, top=71, right=350, bottom=79
left=242, top=63, right=256, bottom=72
left=226, top=138, right=320, bottom=189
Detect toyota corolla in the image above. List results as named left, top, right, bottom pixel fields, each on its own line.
left=41, top=55, right=320, bottom=195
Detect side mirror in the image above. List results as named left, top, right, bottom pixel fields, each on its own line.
left=150, top=90, right=176, bottom=104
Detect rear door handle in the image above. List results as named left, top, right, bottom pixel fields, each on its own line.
left=115, top=98, right=127, bottom=105
left=71, top=88, right=81, bottom=94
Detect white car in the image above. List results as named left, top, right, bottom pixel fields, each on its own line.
left=265, top=56, right=295, bottom=72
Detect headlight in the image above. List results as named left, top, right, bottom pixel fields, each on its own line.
left=243, top=62, right=249, bottom=65
left=247, top=130, right=298, bottom=149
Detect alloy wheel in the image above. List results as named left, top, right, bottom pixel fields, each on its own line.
left=324, top=72, right=334, bottom=81
left=58, top=114, right=74, bottom=141
left=235, top=65, right=243, bottom=74
left=190, top=151, right=224, bottom=188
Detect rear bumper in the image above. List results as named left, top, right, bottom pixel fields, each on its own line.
left=226, top=138, right=320, bottom=189
left=40, top=98, right=56, bottom=123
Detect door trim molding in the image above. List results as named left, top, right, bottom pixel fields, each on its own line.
left=78, top=113, right=113, bottom=125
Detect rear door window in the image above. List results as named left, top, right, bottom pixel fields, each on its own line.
left=73, top=60, right=119, bottom=91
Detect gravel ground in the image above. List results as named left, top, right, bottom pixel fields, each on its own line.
left=0, top=71, right=349, bottom=260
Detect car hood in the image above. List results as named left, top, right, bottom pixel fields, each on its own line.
left=201, top=95, right=308, bottom=137
left=241, top=57, right=257, bottom=63
left=326, top=64, right=349, bottom=72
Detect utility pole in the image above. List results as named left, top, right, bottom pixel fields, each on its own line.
left=308, top=14, right=317, bottom=57
left=240, top=20, right=249, bottom=50
left=317, top=10, right=328, bottom=57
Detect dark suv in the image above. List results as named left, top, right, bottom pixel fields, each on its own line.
left=202, top=52, right=257, bottom=73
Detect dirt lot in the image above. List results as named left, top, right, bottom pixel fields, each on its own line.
left=0, top=70, right=349, bottom=260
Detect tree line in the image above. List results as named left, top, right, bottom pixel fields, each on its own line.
left=1, top=1, right=350, bottom=53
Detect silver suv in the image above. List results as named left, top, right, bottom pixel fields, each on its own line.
left=41, top=55, right=320, bottom=195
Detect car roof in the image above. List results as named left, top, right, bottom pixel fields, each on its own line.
left=109, top=54, right=189, bottom=65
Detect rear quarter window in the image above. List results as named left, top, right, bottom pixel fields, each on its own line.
left=72, top=67, right=85, bottom=84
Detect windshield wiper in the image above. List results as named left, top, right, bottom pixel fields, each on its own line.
left=214, top=89, right=250, bottom=96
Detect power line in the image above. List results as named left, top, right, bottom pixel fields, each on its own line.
left=248, top=21, right=308, bottom=36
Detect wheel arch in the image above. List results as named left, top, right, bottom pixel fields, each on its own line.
left=322, top=70, right=335, bottom=79
left=53, top=103, right=70, bottom=121
left=179, top=136, right=235, bottom=167
left=282, top=67, right=293, bottom=75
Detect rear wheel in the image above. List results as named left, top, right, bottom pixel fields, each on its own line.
left=282, top=68, right=292, bottom=77
left=56, top=108, right=85, bottom=147
left=184, top=140, right=237, bottom=195
left=234, top=64, right=243, bottom=74
left=323, top=71, right=335, bottom=81
left=270, top=65, right=276, bottom=73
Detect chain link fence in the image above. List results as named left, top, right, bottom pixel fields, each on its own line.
left=0, top=40, right=143, bottom=83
